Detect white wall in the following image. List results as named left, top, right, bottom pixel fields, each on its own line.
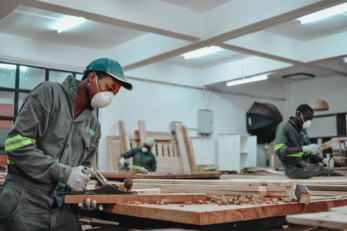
left=288, top=75, right=347, bottom=139
left=288, top=75, right=347, bottom=115
left=98, top=78, right=288, bottom=171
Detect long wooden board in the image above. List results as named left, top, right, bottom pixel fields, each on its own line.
left=65, top=193, right=206, bottom=204
left=102, top=198, right=347, bottom=226
left=98, top=172, right=222, bottom=180
left=132, top=179, right=298, bottom=187
left=286, top=211, right=347, bottom=230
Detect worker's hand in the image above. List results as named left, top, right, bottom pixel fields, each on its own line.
left=139, top=167, right=148, bottom=172
left=119, top=157, right=125, bottom=166
left=78, top=198, right=103, bottom=211
left=66, top=166, right=90, bottom=191
left=323, top=158, right=334, bottom=168
left=302, top=144, right=322, bottom=155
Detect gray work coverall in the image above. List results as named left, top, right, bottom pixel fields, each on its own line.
left=274, top=117, right=343, bottom=179
left=0, top=76, right=101, bottom=231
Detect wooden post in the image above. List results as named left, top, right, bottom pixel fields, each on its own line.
left=173, top=122, right=191, bottom=173
left=138, top=120, right=147, bottom=145
left=182, top=126, right=198, bottom=172
left=118, top=120, right=132, bottom=169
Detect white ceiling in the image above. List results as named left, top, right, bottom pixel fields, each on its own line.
left=157, top=0, right=233, bottom=12
left=266, top=14, right=347, bottom=41
left=164, top=48, right=249, bottom=68
left=0, top=0, right=346, bottom=89
left=0, top=6, right=145, bottom=49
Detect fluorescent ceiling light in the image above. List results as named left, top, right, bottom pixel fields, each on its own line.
left=298, top=2, right=347, bottom=24
left=183, top=46, right=221, bottom=59
left=343, top=57, right=347, bottom=63
left=52, top=16, right=85, bottom=33
left=226, top=75, right=268, bottom=87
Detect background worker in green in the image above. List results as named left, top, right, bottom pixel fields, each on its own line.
left=0, top=58, right=133, bottom=231
left=119, top=138, right=157, bottom=172
left=274, top=104, right=343, bottom=179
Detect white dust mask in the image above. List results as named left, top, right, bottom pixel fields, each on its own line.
left=91, top=76, right=114, bottom=108
left=300, top=112, right=312, bottom=129
left=141, top=147, right=148, bottom=153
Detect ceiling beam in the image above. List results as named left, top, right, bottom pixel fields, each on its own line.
left=122, top=0, right=346, bottom=71
left=19, top=0, right=202, bottom=41
left=0, top=0, right=21, bottom=20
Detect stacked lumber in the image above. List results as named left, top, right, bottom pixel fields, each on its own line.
left=107, top=120, right=198, bottom=173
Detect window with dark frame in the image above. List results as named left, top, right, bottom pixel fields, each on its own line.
left=0, top=61, right=85, bottom=156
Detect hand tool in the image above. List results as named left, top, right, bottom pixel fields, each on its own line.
left=61, top=168, right=137, bottom=195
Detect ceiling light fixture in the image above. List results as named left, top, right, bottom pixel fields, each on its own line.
left=182, top=46, right=221, bottom=59
left=226, top=74, right=268, bottom=87
left=52, top=16, right=85, bottom=33
left=298, top=2, right=347, bottom=24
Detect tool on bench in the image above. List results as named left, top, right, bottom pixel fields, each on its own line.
left=60, top=168, right=137, bottom=195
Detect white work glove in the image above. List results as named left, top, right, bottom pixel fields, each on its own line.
left=66, top=166, right=90, bottom=191
left=302, top=144, right=322, bottom=155
left=78, top=198, right=103, bottom=211
left=119, top=157, right=125, bottom=166
left=139, top=167, right=148, bottom=172
left=323, top=158, right=334, bottom=168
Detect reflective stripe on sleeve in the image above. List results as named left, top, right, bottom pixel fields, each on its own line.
left=5, top=135, right=36, bottom=152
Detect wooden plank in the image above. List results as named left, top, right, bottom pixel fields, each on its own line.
left=123, top=183, right=294, bottom=196
left=99, top=172, right=222, bottom=180
left=309, top=191, right=347, bottom=196
left=102, top=198, right=347, bottom=226
left=321, top=138, right=340, bottom=150
left=65, top=193, right=206, bottom=204
left=305, top=184, right=347, bottom=191
left=173, top=123, right=190, bottom=173
left=138, top=120, right=147, bottom=145
left=182, top=126, right=198, bottom=172
left=118, top=120, right=132, bottom=169
left=286, top=211, right=347, bottom=230
left=134, top=188, right=161, bottom=195
left=132, top=179, right=297, bottom=187
left=107, top=136, right=120, bottom=171
left=134, top=130, right=174, bottom=141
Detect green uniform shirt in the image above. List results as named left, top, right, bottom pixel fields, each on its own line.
left=274, top=117, right=311, bottom=178
left=124, top=148, right=157, bottom=171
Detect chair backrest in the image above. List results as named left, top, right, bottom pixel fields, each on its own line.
left=107, top=136, right=184, bottom=173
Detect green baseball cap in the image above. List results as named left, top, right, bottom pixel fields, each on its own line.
left=85, top=58, right=133, bottom=90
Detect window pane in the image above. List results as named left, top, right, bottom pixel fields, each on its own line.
left=18, top=93, right=29, bottom=112
left=75, top=73, right=83, bottom=81
left=0, top=63, right=16, bottom=89
left=49, top=70, right=72, bottom=83
left=0, top=119, right=12, bottom=154
left=19, top=66, right=45, bottom=90
left=0, top=91, right=15, bottom=117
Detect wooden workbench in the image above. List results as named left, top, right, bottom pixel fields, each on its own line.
left=99, top=198, right=347, bottom=226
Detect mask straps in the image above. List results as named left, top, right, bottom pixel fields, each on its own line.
left=95, top=74, right=100, bottom=93
left=300, top=112, right=305, bottom=123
